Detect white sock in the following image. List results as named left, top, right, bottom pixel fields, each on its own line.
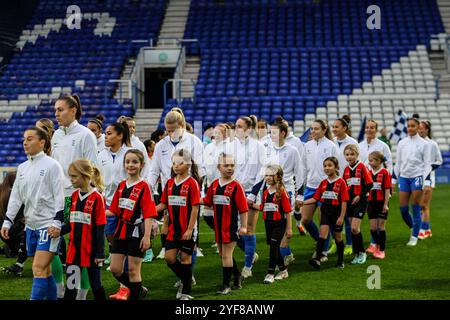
left=120, top=283, right=126, bottom=289
left=56, top=282, right=65, bottom=299
left=76, top=289, right=89, bottom=300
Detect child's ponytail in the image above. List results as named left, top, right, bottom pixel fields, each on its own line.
left=91, top=166, right=105, bottom=192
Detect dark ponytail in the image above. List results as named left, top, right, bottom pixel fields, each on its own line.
left=108, top=122, right=131, bottom=147
left=336, top=115, right=352, bottom=136
left=88, top=114, right=105, bottom=131
left=408, top=113, right=420, bottom=125
left=420, top=120, right=432, bottom=139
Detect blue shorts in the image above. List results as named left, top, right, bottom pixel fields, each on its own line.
left=105, top=216, right=118, bottom=236
left=399, top=176, right=423, bottom=192
left=304, top=187, right=322, bottom=206
left=26, top=226, right=61, bottom=257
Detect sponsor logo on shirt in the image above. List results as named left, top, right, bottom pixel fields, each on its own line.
left=372, top=182, right=382, bottom=190
left=213, top=195, right=230, bottom=205
left=168, top=195, right=187, bottom=206
left=346, top=178, right=361, bottom=186
left=72, top=140, right=76, bottom=147
left=263, top=203, right=278, bottom=212
left=70, top=211, right=92, bottom=225
left=119, top=198, right=136, bottom=211
left=322, top=191, right=338, bottom=200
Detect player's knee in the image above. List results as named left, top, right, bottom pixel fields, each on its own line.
left=128, top=267, right=140, bottom=279
left=32, top=263, right=47, bottom=278
left=109, top=264, right=123, bottom=277
left=165, top=256, right=176, bottom=265
left=351, top=227, right=360, bottom=234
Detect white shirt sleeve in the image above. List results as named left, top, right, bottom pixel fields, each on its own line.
left=256, top=140, right=267, bottom=184
left=432, top=141, right=443, bottom=166
left=193, top=136, right=205, bottom=179
left=383, top=142, right=393, bottom=174
left=49, top=162, right=66, bottom=229
left=2, top=171, right=23, bottom=230
left=148, top=142, right=162, bottom=192
left=423, top=142, right=432, bottom=183
left=393, top=141, right=402, bottom=183
left=83, top=131, right=99, bottom=163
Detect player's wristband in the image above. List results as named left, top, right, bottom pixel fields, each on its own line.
left=296, top=195, right=304, bottom=202
left=247, top=193, right=256, bottom=202
left=51, top=220, right=62, bottom=230
left=391, top=178, right=397, bottom=185
left=1, top=220, right=12, bottom=230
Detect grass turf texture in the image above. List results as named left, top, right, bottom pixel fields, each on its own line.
left=1, top=185, right=449, bottom=300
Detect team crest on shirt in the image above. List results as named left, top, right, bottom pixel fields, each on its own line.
left=224, top=185, right=234, bottom=196
left=39, top=170, right=45, bottom=177
left=181, top=184, right=189, bottom=195
left=72, top=140, right=76, bottom=147
left=131, top=187, right=142, bottom=199
left=85, top=200, right=95, bottom=212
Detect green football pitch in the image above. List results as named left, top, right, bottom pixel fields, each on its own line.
left=1, top=185, right=449, bottom=300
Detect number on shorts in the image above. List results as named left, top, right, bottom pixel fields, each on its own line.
left=414, top=177, right=422, bottom=187
left=66, top=265, right=81, bottom=290
left=38, top=229, right=48, bottom=243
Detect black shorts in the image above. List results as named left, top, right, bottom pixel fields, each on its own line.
left=347, top=200, right=368, bottom=220
left=165, top=239, right=196, bottom=255
left=320, top=205, right=343, bottom=233
left=368, top=201, right=388, bottom=220
left=264, top=219, right=286, bottom=245
left=111, top=237, right=145, bottom=258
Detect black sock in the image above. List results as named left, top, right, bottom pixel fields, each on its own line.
left=379, top=230, right=386, bottom=251
left=351, top=233, right=358, bottom=254
left=129, top=282, right=142, bottom=301
left=223, top=267, right=233, bottom=287
left=316, top=237, right=326, bottom=259
left=161, top=234, right=166, bottom=248
left=370, top=230, right=379, bottom=245
left=167, top=260, right=183, bottom=279
left=336, top=240, right=344, bottom=264
left=92, top=287, right=106, bottom=301
left=232, top=258, right=240, bottom=279
left=63, top=287, right=77, bottom=300
left=114, top=272, right=130, bottom=288
left=181, top=264, right=192, bottom=295
left=59, top=237, right=67, bottom=265
left=109, top=244, right=112, bottom=255
left=356, top=232, right=364, bottom=254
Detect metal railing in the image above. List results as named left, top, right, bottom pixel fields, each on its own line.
left=104, top=79, right=136, bottom=109
left=436, top=74, right=450, bottom=99
left=163, top=79, right=197, bottom=105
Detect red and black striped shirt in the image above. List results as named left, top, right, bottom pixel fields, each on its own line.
left=161, top=176, right=200, bottom=241
left=343, top=161, right=373, bottom=200
left=259, top=189, right=292, bottom=221
left=109, top=179, right=157, bottom=240
left=313, top=177, right=350, bottom=206
left=67, top=190, right=106, bottom=267
left=368, top=168, right=391, bottom=202
left=203, top=179, right=248, bottom=243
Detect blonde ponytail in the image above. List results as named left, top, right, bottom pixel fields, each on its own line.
left=92, top=166, right=105, bottom=192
